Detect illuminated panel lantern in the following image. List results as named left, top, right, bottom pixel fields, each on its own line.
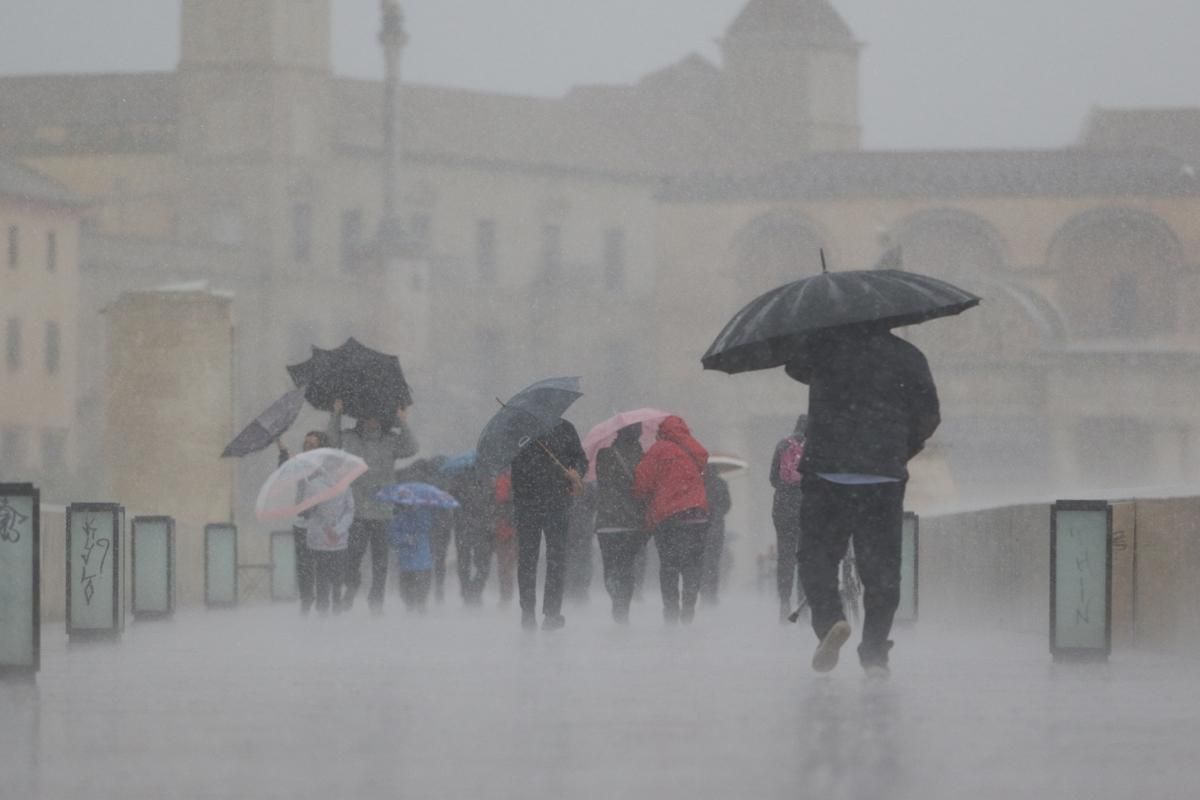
left=131, top=516, right=175, bottom=619
left=270, top=530, right=297, bottom=602
left=895, top=512, right=920, bottom=624
left=0, top=484, right=40, bottom=676
left=204, top=523, right=238, bottom=608
left=66, top=503, right=125, bottom=641
left=1050, top=501, right=1112, bottom=662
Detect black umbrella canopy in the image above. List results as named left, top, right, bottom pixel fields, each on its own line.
left=476, top=377, right=583, bottom=473
left=221, top=385, right=307, bottom=458
left=702, top=269, right=980, bottom=374
left=287, top=337, right=413, bottom=421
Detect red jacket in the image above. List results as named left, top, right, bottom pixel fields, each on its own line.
left=632, top=416, right=709, bottom=529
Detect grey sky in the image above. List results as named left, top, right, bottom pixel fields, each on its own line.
left=2, top=0, right=1199, bottom=150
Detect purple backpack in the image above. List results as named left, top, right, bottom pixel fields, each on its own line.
left=778, top=437, right=805, bottom=486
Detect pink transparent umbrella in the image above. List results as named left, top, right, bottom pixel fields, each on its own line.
left=582, top=408, right=672, bottom=481
left=255, top=448, right=368, bottom=523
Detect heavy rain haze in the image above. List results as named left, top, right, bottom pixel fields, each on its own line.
left=4, top=0, right=1200, bottom=148
left=3, top=1, right=1200, bottom=799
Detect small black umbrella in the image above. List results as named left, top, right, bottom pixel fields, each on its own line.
left=221, top=385, right=307, bottom=458
left=476, top=377, right=583, bottom=474
left=287, top=337, right=413, bottom=421
left=702, top=267, right=980, bottom=374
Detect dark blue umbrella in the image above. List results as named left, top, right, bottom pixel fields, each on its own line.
left=440, top=450, right=477, bottom=475
left=374, top=482, right=460, bottom=509
left=221, top=386, right=307, bottom=458
left=476, top=377, right=583, bottom=474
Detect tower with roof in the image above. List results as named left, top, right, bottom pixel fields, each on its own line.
left=720, top=0, right=862, bottom=161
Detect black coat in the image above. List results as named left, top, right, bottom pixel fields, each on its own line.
left=594, top=441, right=643, bottom=531
left=511, top=420, right=588, bottom=514
left=786, top=331, right=940, bottom=480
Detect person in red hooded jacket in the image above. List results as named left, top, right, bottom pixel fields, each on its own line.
left=632, top=415, right=709, bottom=624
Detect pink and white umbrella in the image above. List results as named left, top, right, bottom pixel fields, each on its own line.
left=255, top=448, right=368, bottom=523
left=582, top=408, right=672, bottom=481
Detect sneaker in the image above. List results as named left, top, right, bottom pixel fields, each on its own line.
left=542, top=614, right=566, bottom=631
left=680, top=606, right=695, bottom=625
left=811, top=620, right=852, bottom=673
left=863, top=664, right=891, bottom=681
left=521, top=611, right=537, bottom=631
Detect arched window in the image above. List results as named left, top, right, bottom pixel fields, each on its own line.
left=1048, top=209, right=1182, bottom=339
left=891, top=209, right=1007, bottom=279
left=732, top=211, right=827, bottom=290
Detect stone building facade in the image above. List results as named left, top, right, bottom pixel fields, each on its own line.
left=1, top=0, right=1199, bottom=558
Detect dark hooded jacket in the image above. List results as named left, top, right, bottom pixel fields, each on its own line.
left=594, top=424, right=644, bottom=531
left=632, top=416, right=709, bottom=529
left=511, top=419, right=588, bottom=514
left=785, top=330, right=939, bottom=480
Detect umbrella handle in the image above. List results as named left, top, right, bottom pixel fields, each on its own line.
left=537, top=441, right=584, bottom=496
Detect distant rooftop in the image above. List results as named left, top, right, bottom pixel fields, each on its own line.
left=660, top=148, right=1200, bottom=202
left=0, top=157, right=84, bottom=207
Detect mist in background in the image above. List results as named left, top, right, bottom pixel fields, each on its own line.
left=4, top=0, right=1200, bottom=149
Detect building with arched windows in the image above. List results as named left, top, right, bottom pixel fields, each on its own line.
left=2, top=0, right=1200, bottom=547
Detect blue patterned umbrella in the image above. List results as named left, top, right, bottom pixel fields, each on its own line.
left=374, top=482, right=460, bottom=509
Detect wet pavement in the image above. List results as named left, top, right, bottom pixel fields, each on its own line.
left=1, top=595, right=1197, bottom=800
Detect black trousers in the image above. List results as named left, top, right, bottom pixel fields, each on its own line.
left=293, top=527, right=315, bottom=611
left=797, top=476, right=904, bottom=664
left=344, top=519, right=389, bottom=609
left=432, top=520, right=453, bottom=601
left=655, top=519, right=707, bottom=620
left=312, top=550, right=345, bottom=613
left=398, top=570, right=432, bottom=611
left=516, top=506, right=569, bottom=617
left=455, top=527, right=494, bottom=603
left=597, top=529, right=648, bottom=619
left=773, top=504, right=803, bottom=608
left=699, top=523, right=725, bottom=604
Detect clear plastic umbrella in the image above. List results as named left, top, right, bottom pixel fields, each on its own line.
left=255, top=448, right=368, bottom=523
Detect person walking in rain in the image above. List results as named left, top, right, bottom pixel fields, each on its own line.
left=276, top=431, right=327, bottom=615
left=699, top=464, right=732, bottom=606
left=389, top=505, right=435, bottom=613
left=770, top=415, right=808, bottom=622
left=786, top=327, right=939, bottom=677
left=633, top=416, right=710, bottom=625
left=328, top=398, right=419, bottom=614
left=511, top=419, right=588, bottom=631
left=292, top=436, right=355, bottom=616
left=594, top=423, right=648, bottom=623
left=449, top=463, right=496, bottom=607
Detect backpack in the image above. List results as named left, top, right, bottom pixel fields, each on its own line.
left=778, top=436, right=805, bottom=486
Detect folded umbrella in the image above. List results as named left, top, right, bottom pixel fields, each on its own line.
left=581, top=408, right=671, bottom=481
left=375, top=482, right=460, bottom=509
left=287, top=337, right=412, bottom=421
left=255, top=448, right=368, bottom=523
left=708, top=454, right=749, bottom=476
left=221, top=386, right=307, bottom=458
left=702, top=268, right=980, bottom=375
left=476, top=377, right=583, bottom=474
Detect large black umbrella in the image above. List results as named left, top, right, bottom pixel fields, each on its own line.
left=702, top=268, right=980, bottom=374
left=287, top=337, right=412, bottom=421
left=476, top=377, right=583, bottom=474
left=221, top=385, right=307, bottom=458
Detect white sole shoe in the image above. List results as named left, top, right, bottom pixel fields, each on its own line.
left=812, top=620, right=852, bottom=673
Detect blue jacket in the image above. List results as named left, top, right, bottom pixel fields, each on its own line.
left=388, top=507, right=434, bottom=572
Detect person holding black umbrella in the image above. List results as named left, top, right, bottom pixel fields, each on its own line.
left=510, top=419, right=588, bottom=631
left=786, top=326, right=940, bottom=677
left=327, top=398, right=419, bottom=614
left=701, top=254, right=975, bottom=674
